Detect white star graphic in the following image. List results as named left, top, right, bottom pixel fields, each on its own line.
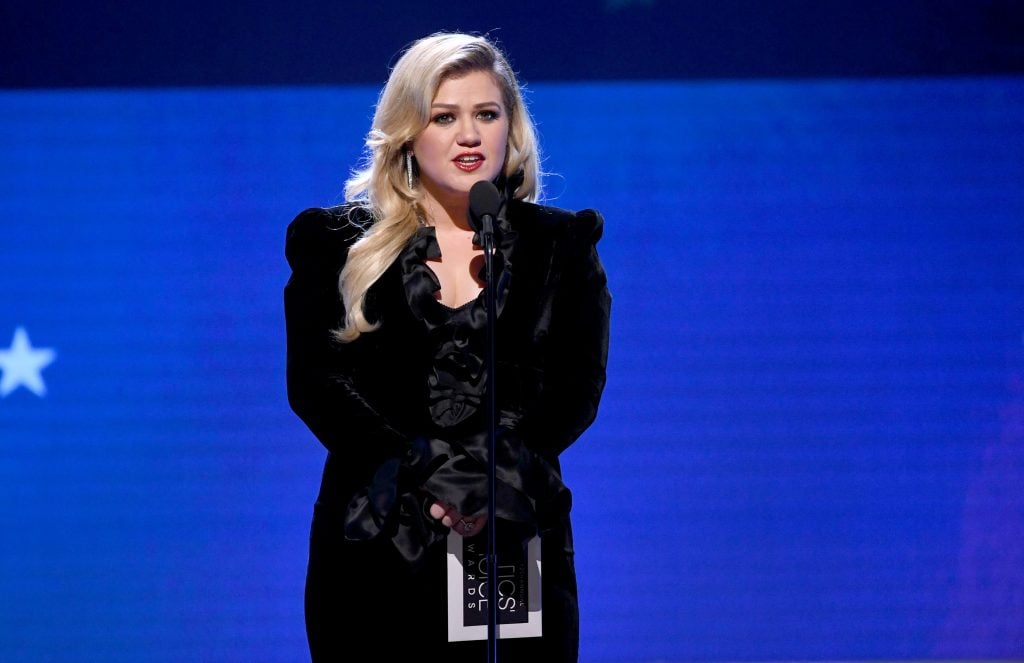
left=0, top=327, right=57, bottom=397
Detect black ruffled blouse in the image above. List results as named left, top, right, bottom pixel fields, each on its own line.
left=341, top=212, right=572, bottom=567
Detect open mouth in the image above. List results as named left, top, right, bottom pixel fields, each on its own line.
left=453, top=154, right=484, bottom=171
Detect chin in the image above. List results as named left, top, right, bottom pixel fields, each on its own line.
left=467, top=172, right=501, bottom=189
left=451, top=176, right=498, bottom=196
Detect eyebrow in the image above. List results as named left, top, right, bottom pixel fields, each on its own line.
left=430, top=101, right=502, bottom=109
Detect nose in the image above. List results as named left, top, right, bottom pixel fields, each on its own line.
left=456, top=117, right=481, bottom=146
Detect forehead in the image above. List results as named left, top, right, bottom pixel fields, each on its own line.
left=432, top=70, right=504, bottom=105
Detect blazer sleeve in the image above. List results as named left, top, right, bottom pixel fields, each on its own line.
left=284, top=206, right=406, bottom=471
left=514, top=208, right=612, bottom=457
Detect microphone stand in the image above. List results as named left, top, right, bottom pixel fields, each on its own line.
left=469, top=179, right=504, bottom=663
left=481, top=212, right=499, bottom=663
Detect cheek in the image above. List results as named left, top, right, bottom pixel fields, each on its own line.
left=411, top=134, right=433, bottom=159
left=413, top=126, right=446, bottom=157
left=493, top=125, right=510, bottom=163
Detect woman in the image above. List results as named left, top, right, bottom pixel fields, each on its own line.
left=284, top=32, right=610, bottom=662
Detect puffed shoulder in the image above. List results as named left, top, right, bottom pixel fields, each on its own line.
left=284, top=204, right=373, bottom=273
left=510, top=201, right=605, bottom=247
left=569, top=208, right=604, bottom=245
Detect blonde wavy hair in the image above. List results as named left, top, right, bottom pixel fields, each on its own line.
left=335, top=32, right=542, bottom=342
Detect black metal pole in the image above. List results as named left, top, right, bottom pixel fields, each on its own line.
left=483, top=222, right=498, bottom=663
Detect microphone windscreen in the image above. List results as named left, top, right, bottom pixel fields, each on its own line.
left=469, top=180, right=502, bottom=232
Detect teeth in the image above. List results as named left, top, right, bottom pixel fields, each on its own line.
left=456, top=156, right=481, bottom=162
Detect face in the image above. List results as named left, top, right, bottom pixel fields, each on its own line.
left=411, top=70, right=509, bottom=206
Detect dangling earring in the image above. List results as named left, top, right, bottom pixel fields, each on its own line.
left=405, top=149, right=415, bottom=190
left=405, top=148, right=426, bottom=227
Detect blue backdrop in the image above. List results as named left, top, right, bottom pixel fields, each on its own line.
left=1, top=76, right=1022, bottom=661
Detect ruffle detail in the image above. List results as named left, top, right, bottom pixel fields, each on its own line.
left=397, top=210, right=517, bottom=332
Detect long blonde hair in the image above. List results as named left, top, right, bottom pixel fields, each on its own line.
left=335, top=32, right=541, bottom=342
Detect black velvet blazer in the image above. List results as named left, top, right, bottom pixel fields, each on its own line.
left=284, top=199, right=610, bottom=559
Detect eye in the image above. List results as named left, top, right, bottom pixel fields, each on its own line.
left=477, top=109, right=500, bottom=121
left=431, top=112, right=454, bottom=125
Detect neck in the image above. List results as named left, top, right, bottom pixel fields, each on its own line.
left=419, top=188, right=473, bottom=233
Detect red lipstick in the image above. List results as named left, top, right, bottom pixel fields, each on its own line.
left=452, top=152, right=484, bottom=172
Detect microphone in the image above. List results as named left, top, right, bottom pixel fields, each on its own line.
left=469, top=180, right=502, bottom=239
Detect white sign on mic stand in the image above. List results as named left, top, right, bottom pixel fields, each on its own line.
left=446, top=530, right=543, bottom=641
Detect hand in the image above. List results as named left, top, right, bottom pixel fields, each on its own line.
left=429, top=501, right=487, bottom=537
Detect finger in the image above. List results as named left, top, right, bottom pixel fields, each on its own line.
left=441, top=504, right=461, bottom=528
left=429, top=502, right=447, bottom=520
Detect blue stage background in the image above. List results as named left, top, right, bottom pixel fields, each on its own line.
left=1, top=75, right=1022, bottom=661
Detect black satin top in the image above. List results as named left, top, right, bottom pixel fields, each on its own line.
left=341, top=214, right=572, bottom=567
